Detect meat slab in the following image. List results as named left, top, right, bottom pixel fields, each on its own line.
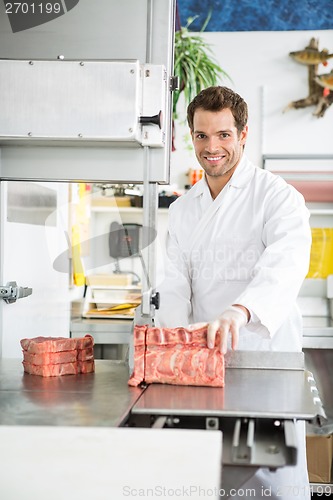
left=20, top=335, right=95, bottom=377
left=22, top=360, right=95, bottom=376
left=128, top=325, right=224, bottom=387
left=23, top=350, right=77, bottom=365
left=20, top=336, right=93, bottom=353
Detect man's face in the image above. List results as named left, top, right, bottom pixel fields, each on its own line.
left=191, top=107, right=248, bottom=179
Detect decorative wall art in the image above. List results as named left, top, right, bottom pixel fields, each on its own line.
left=178, top=0, right=332, bottom=32
left=285, top=38, right=333, bottom=118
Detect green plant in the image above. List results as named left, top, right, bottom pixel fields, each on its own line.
left=173, top=13, right=231, bottom=119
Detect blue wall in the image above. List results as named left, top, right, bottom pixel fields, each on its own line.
left=178, top=0, right=333, bottom=31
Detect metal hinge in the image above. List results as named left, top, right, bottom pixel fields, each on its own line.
left=169, top=75, right=179, bottom=92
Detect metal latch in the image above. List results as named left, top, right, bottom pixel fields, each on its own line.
left=0, top=281, right=33, bottom=304
left=141, top=289, right=160, bottom=317
left=169, top=75, right=179, bottom=91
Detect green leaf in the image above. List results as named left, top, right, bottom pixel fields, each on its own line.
left=173, top=14, right=232, bottom=120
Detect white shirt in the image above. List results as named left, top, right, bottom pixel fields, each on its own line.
left=156, top=155, right=312, bottom=352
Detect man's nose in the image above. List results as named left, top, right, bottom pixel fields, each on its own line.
left=206, top=137, right=220, bottom=153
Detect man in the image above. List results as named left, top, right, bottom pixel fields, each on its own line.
left=156, top=86, right=312, bottom=499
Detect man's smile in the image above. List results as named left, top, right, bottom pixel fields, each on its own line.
left=205, top=155, right=224, bottom=162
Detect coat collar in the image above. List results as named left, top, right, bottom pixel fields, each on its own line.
left=229, top=154, right=256, bottom=188
left=191, top=155, right=256, bottom=198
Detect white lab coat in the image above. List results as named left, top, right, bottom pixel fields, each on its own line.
left=156, top=155, right=312, bottom=499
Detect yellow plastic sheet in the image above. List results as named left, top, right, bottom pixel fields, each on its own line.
left=72, top=225, right=85, bottom=286
left=307, top=228, right=333, bottom=278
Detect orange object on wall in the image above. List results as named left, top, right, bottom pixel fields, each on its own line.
left=189, top=168, right=204, bottom=185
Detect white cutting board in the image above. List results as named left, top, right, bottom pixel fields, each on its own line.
left=0, top=425, right=222, bottom=500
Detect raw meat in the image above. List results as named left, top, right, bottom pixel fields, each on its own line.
left=23, top=350, right=77, bottom=365
left=20, top=336, right=77, bottom=353
left=20, top=335, right=95, bottom=377
left=23, top=361, right=77, bottom=377
left=75, top=336, right=94, bottom=350
left=23, top=360, right=95, bottom=377
left=128, top=325, right=146, bottom=387
left=128, top=325, right=224, bottom=388
left=77, top=360, right=95, bottom=374
left=77, top=347, right=94, bottom=361
left=20, top=335, right=94, bottom=353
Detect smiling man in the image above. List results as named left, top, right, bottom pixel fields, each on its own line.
left=156, top=86, right=312, bottom=499
left=189, top=100, right=247, bottom=197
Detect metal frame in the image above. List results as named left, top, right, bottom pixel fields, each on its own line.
left=0, top=0, right=176, bottom=327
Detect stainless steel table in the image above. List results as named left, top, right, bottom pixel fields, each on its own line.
left=132, top=363, right=320, bottom=421
left=0, top=353, right=327, bottom=498
left=0, top=358, right=141, bottom=427
left=0, top=354, right=323, bottom=430
left=127, top=351, right=324, bottom=473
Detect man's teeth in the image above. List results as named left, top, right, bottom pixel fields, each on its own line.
left=206, top=156, right=222, bottom=161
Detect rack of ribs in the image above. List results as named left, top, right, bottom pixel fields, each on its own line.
left=128, top=325, right=224, bottom=387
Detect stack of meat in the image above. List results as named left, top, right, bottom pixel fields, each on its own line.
left=128, top=324, right=224, bottom=388
left=20, top=335, right=95, bottom=377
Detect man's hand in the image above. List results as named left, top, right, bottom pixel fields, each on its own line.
left=207, top=305, right=249, bottom=354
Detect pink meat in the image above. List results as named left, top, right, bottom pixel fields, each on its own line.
left=78, top=360, right=95, bottom=374
left=77, top=347, right=94, bottom=361
left=23, top=361, right=78, bottom=377
left=20, top=336, right=77, bottom=353
left=75, top=335, right=94, bottom=350
left=20, top=335, right=95, bottom=377
left=128, top=325, right=225, bottom=388
left=20, top=335, right=94, bottom=353
left=128, top=326, right=147, bottom=387
left=23, top=359, right=95, bottom=377
left=23, top=350, right=77, bottom=365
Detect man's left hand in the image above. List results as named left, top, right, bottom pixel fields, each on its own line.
left=207, top=305, right=249, bottom=354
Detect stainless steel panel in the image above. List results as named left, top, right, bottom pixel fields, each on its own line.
left=224, top=350, right=304, bottom=369
left=0, top=0, right=175, bottom=183
left=303, top=316, right=333, bottom=348
left=132, top=368, right=322, bottom=420
left=70, top=318, right=132, bottom=344
left=0, top=0, right=149, bottom=61
left=0, top=359, right=142, bottom=426
left=304, top=349, right=333, bottom=434
left=219, top=418, right=298, bottom=469
left=303, top=337, right=333, bottom=349
left=303, top=315, right=333, bottom=335
left=0, top=60, right=141, bottom=142
left=0, top=145, right=168, bottom=183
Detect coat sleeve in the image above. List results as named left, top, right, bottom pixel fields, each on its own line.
left=235, top=180, right=312, bottom=338
left=154, top=204, right=192, bottom=328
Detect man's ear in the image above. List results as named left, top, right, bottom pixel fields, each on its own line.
left=240, top=125, right=248, bottom=146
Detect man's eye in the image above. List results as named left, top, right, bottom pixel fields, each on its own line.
left=196, top=134, right=206, bottom=139
left=221, top=133, right=230, bottom=138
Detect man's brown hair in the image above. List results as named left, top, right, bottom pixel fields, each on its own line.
left=187, top=86, right=248, bottom=134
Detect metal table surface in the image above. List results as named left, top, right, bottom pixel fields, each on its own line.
left=131, top=352, right=323, bottom=421
left=0, top=352, right=324, bottom=427
left=0, top=359, right=142, bottom=427
left=125, top=351, right=325, bottom=480
left=131, top=370, right=320, bottom=420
